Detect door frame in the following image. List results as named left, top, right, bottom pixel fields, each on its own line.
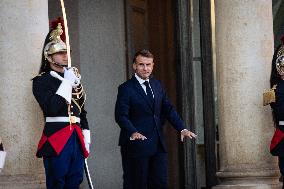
left=175, top=0, right=197, bottom=188
left=175, top=0, right=218, bottom=188
left=199, top=0, right=218, bottom=187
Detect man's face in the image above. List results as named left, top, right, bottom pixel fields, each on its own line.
left=133, top=55, right=154, bottom=80
left=49, top=52, right=68, bottom=73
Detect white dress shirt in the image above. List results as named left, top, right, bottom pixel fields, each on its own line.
left=135, top=73, right=154, bottom=98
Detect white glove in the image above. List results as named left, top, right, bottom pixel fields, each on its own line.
left=51, top=68, right=81, bottom=104
left=64, top=67, right=80, bottom=87
left=82, top=129, right=91, bottom=153
left=50, top=67, right=81, bottom=87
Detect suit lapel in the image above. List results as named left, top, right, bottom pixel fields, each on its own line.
left=131, top=76, right=154, bottom=110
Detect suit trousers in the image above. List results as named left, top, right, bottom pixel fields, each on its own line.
left=43, top=132, right=84, bottom=189
left=121, top=143, right=168, bottom=189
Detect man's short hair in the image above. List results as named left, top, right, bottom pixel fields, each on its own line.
left=133, top=49, right=154, bottom=63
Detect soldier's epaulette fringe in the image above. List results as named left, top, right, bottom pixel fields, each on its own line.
left=263, top=84, right=277, bottom=106
left=37, top=72, right=45, bottom=77
left=31, top=72, right=45, bottom=80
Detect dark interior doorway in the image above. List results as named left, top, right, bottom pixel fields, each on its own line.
left=124, top=0, right=182, bottom=188
left=124, top=0, right=218, bottom=188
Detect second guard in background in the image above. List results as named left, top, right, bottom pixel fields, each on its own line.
left=265, top=36, right=284, bottom=189
left=32, top=18, right=91, bottom=189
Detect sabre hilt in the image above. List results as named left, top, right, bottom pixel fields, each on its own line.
left=0, top=138, right=3, bottom=151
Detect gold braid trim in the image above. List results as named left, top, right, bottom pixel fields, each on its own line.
left=72, top=98, right=82, bottom=113
left=81, top=91, right=86, bottom=108
left=71, top=84, right=87, bottom=113
left=263, top=84, right=277, bottom=106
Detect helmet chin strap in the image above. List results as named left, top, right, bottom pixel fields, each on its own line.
left=46, top=56, right=68, bottom=68
left=48, top=58, right=68, bottom=68
left=52, top=61, right=68, bottom=68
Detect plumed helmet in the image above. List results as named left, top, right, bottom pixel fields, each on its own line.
left=275, top=45, right=284, bottom=75
left=44, top=17, right=67, bottom=61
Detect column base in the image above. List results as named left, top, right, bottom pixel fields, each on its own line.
left=214, top=184, right=282, bottom=189
left=0, top=174, right=45, bottom=189
left=213, top=170, right=282, bottom=189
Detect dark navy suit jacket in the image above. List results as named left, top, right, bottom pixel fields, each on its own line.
left=115, top=76, right=185, bottom=157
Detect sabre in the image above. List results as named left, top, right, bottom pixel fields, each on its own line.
left=59, top=0, right=72, bottom=68
left=59, top=1, right=94, bottom=189
left=84, top=159, right=94, bottom=189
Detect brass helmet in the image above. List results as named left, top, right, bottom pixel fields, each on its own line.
left=44, top=18, right=67, bottom=63
left=275, top=45, right=284, bottom=75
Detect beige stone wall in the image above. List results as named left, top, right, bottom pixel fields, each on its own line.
left=0, top=0, right=48, bottom=188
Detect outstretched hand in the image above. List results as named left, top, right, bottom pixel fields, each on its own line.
left=181, top=129, right=197, bottom=142
left=130, top=132, right=147, bottom=141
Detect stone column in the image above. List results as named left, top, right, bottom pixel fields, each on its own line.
left=214, top=0, right=280, bottom=188
left=0, top=1, right=48, bottom=188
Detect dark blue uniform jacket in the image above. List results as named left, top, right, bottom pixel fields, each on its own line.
left=32, top=72, right=89, bottom=157
left=270, top=80, right=284, bottom=156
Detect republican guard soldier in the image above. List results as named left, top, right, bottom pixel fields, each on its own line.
left=32, top=18, right=91, bottom=189
left=264, top=36, right=284, bottom=189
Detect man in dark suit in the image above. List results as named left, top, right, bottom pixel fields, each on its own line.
left=115, top=49, right=197, bottom=189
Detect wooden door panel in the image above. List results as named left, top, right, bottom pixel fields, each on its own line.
left=130, top=8, right=148, bottom=51
left=125, top=0, right=148, bottom=76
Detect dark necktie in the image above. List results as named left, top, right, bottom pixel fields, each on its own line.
left=144, top=81, right=154, bottom=104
